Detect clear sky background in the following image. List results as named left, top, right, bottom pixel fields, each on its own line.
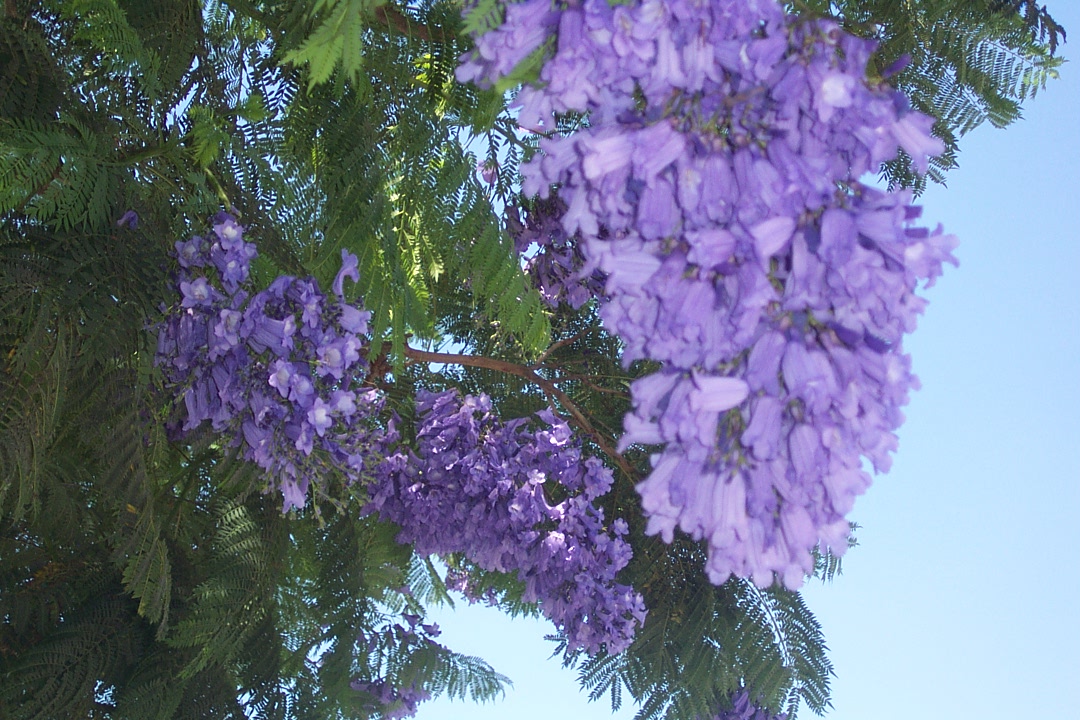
left=416, top=5, right=1080, bottom=718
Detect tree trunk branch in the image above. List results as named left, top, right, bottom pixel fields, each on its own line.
left=373, top=4, right=452, bottom=45
left=402, top=343, right=637, bottom=482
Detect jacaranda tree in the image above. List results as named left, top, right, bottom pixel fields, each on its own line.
left=0, top=0, right=1064, bottom=718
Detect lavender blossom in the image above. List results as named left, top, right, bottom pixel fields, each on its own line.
left=158, top=222, right=645, bottom=653
left=460, top=0, right=957, bottom=589
left=156, top=215, right=383, bottom=512
left=365, top=389, right=646, bottom=655
left=508, top=199, right=605, bottom=309
left=711, top=690, right=786, bottom=720
left=116, top=209, right=139, bottom=229
left=455, top=0, right=559, bottom=87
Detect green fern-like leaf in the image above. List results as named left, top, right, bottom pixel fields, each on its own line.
left=119, top=504, right=173, bottom=637
left=283, top=0, right=386, bottom=88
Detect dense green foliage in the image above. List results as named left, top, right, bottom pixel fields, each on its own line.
left=0, top=1, right=1063, bottom=718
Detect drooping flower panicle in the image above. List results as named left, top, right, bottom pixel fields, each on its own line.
left=157, top=214, right=382, bottom=511
left=460, top=0, right=957, bottom=589
left=366, top=389, right=646, bottom=655
left=509, top=197, right=605, bottom=310
left=158, top=219, right=645, bottom=657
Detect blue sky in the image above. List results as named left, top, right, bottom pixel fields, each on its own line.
left=416, top=5, right=1080, bottom=718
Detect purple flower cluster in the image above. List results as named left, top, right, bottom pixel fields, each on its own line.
left=508, top=199, right=605, bottom=309
left=456, top=0, right=560, bottom=87
left=156, top=214, right=382, bottom=511
left=351, top=615, right=441, bottom=720
left=459, top=1, right=958, bottom=588
left=351, top=679, right=431, bottom=720
left=711, top=690, right=786, bottom=720
left=365, top=390, right=646, bottom=655
left=157, top=219, right=643, bottom=652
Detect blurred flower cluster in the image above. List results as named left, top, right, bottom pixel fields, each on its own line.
left=508, top=197, right=605, bottom=310
left=712, top=690, right=786, bottom=720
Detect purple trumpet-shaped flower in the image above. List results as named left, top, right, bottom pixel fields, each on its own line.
left=478, top=159, right=498, bottom=185
left=366, top=389, right=645, bottom=655
left=213, top=215, right=245, bottom=249
left=175, top=236, right=205, bottom=268
left=116, top=210, right=139, bottom=229
left=156, top=214, right=386, bottom=514
left=460, top=0, right=956, bottom=589
left=338, top=303, right=370, bottom=334
left=180, top=277, right=214, bottom=308
left=333, top=249, right=360, bottom=299
left=267, top=359, right=296, bottom=399
left=307, top=397, right=334, bottom=437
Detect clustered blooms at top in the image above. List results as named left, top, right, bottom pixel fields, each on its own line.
left=350, top=680, right=430, bottom=720
left=350, top=615, right=440, bottom=720
left=508, top=197, right=605, bottom=309
left=366, top=389, right=646, bottom=655
left=157, top=218, right=644, bottom=657
left=155, top=213, right=383, bottom=511
left=459, top=0, right=958, bottom=588
left=713, top=691, right=786, bottom=720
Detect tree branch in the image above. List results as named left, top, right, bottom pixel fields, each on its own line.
left=402, top=343, right=637, bottom=482
left=13, top=162, right=63, bottom=215
left=373, top=4, right=452, bottom=45
left=530, top=328, right=590, bottom=368
left=554, top=372, right=628, bottom=396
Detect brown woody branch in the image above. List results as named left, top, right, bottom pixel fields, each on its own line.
left=530, top=328, right=590, bottom=368
left=554, top=372, right=628, bottom=396
left=402, top=343, right=637, bottom=482
left=13, top=162, right=63, bottom=216
left=372, top=4, right=451, bottom=45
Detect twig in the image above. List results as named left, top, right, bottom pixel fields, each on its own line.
left=553, top=373, right=628, bottom=396
left=403, top=345, right=533, bottom=379
left=13, top=163, right=63, bottom=215
left=493, top=119, right=535, bottom=150
left=530, top=328, right=590, bottom=368
left=373, top=4, right=451, bottom=45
